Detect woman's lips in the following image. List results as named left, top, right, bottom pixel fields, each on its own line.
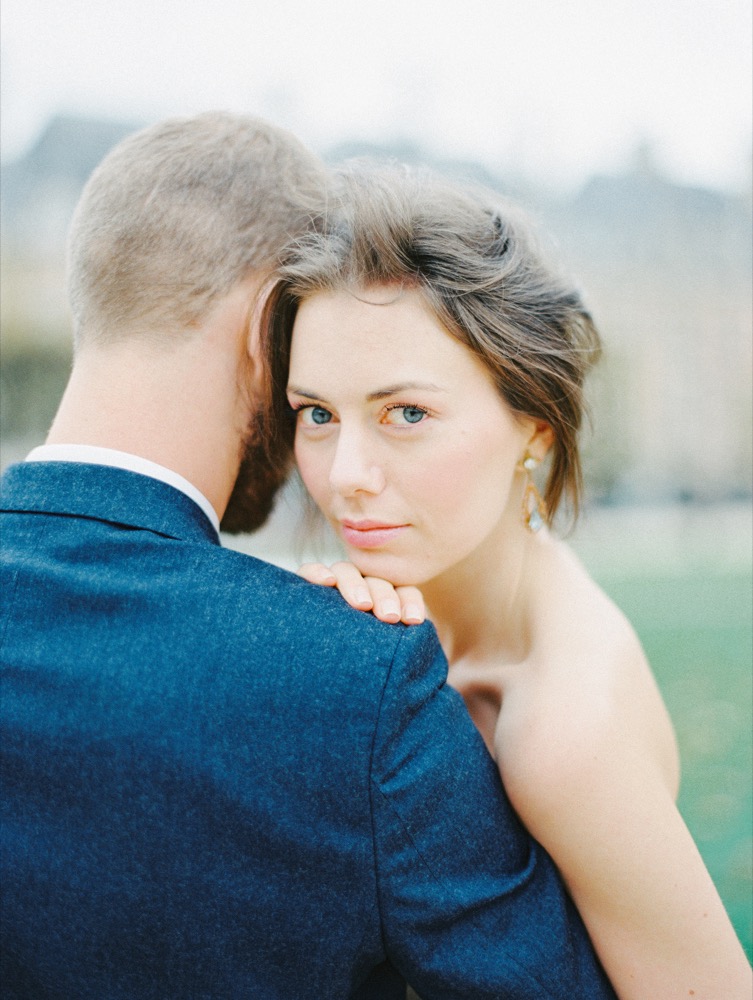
left=340, top=520, right=408, bottom=549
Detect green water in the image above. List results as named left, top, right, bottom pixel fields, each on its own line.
left=595, top=569, right=753, bottom=959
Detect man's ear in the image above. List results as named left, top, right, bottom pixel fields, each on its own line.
left=240, top=277, right=276, bottom=401
left=246, top=276, right=275, bottom=362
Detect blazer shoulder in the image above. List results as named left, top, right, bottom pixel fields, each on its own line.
left=183, top=541, right=445, bottom=691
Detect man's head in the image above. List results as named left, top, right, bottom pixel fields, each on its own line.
left=67, top=111, right=326, bottom=347
left=59, top=112, right=327, bottom=533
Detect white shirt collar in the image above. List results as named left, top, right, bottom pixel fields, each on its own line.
left=25, top=444, right=221, bottom=537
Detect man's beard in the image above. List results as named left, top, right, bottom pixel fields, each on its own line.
left=220, top=407, right=293, bottom=535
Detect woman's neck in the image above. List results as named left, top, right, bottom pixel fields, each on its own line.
left=422, top=520, right=550, bottom=668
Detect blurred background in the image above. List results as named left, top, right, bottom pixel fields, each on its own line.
left=2, top=0, right=751, bottom=958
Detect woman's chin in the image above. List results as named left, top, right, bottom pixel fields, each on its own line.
left=355, top=557, right=431, bottom=591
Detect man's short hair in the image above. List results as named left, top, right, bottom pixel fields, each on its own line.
left=67, top=112, right=327, bottom=346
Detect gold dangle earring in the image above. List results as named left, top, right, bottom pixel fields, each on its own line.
left=519, top=453, right=547, bottom=533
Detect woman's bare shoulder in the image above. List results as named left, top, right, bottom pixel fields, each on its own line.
left=496, top=540, right=679, bottom=807
left=492, top=540, right=752, bottom=998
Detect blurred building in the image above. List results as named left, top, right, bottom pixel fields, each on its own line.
left=546, top=146, right=752, bottom=504
left=1, top=116, right=751, bottom=503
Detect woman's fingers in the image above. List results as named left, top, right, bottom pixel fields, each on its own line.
left=394, top=585, right=426, bottom=625
left=332, top=565, right=426, bottom=625
left=297, top=562, right=338, bottom=586
left=364, top=581, right=424, bottom=625
left=297, top=561, right=373, bottom=609
left=297, top=561, right=425, bottom=626
left=328, top=562, right=375, bottom=611
left=361, top=575, right=403, bottom=623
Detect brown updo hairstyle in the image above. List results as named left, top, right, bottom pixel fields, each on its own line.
left=261, top=162, right=601, bottom=524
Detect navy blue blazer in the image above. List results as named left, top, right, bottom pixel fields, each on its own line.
left=0, top=461, right=615, bottom=999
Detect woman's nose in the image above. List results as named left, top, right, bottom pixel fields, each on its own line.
left=328, top=427, right=386, bottom=497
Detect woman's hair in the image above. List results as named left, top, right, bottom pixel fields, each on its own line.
left=67, top=111, right=327, bottom=347
left=262, top=162, right=601, bottom=522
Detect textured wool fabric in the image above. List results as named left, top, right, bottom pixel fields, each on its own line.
left=0, top=462, right=615, bottom=999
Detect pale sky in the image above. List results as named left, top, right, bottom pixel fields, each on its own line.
left=2, top=0, right=751, bottom=191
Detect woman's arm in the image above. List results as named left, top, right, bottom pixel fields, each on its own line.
left=496, top=667, right=752, bottom=1000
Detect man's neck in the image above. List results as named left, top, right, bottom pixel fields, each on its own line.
left=47, top=342, right=249, bottom=522
left=48, top=279, right=263, bottom=524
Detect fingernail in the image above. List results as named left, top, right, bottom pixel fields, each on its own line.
left=355, top=588, right=372, bottom=607
left=381, top=601, right=401, bottom=622
left=403, top=604, right=425, bottom=624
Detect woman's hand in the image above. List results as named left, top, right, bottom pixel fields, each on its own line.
left=297, top=561, right=425, bottom=625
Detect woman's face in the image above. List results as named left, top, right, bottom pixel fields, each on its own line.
left=287, top=285, right=538, bottom=587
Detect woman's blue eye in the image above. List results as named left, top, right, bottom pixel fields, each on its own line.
left=310, top=407, right=331, bottom=424
left=403, top=406, right=425, bottom=424
left=295, top=405, right=332, bottom=426
left=384, top=404, right=428, bottom=426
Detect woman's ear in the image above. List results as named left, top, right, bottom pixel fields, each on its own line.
left=527, top=421, right=554, bottom=462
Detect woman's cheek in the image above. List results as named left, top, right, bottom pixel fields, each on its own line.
left=295, top=443, right=327, bottom=503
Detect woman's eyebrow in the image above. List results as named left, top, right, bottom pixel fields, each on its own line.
left=286, top=387, right=320, bottom=399
left=287, top=381, right=447, bottom=401
left=367, top=382, right=447, bottom=400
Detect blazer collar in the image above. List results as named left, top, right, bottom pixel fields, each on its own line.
left=0, top=461, right=220, bottom=545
